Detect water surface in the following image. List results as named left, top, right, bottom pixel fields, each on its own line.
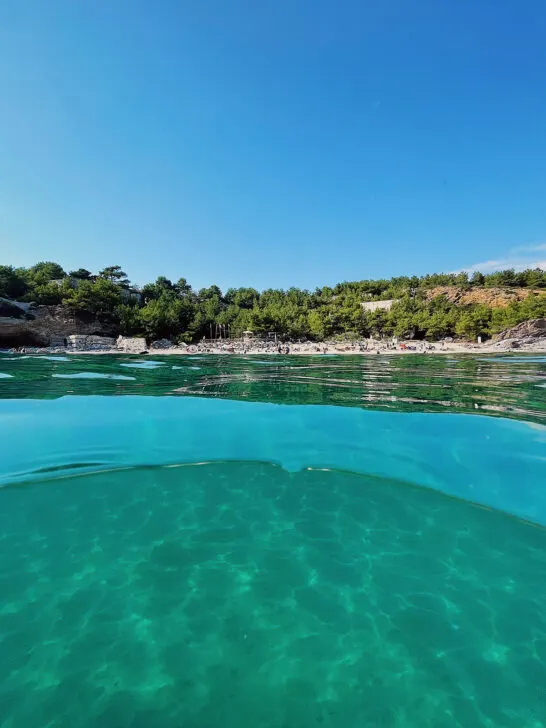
left=0, top=352, right=545, bottom=421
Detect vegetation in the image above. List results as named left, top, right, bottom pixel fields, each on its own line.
left=1, top=261, right=546, bottom=342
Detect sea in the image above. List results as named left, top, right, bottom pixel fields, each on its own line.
left=0, top=352, right=545, bottom=728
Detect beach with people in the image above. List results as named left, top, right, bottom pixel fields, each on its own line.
left=5, top=332, right=545, bottom=358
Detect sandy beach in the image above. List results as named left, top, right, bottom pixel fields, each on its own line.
left=45, top=338, right=546, bottom=357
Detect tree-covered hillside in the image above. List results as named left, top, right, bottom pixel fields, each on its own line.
left=1, top=262, right=546, bottom=342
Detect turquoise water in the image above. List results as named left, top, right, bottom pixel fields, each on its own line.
left=1, top=354, right=546, bottom=727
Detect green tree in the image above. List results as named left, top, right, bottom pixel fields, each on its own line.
left=175, top=278, right=193, bottom=296
left=523, top=268, right=546, bottom=288
left=367, top=309, right=392, bottom=337
left=308, top=309, right=330, bottom=340
left=454, top=305, right=492, bottom=339
left=139, top=290, right=195, bottom=340
left=470, top=271, right=486, bottom=285
left=32, top=282, right=67, bottom=305
left=484, top=268, right=517, bottom=288
left=63, top=279, right=123, bottom=320
left=0, top=266, right=28, bottom=299
left=28, top=261, right=66, bottom=285
left=98, top=266, right=130, bottom=288
left=69, top=268, right=94, bottom=280
left=115, top=303, right=143, bottom=336
left=453, top=272, right=470, bottom=288
left=142, top=277, right=175, bottom=302
left=224, top=287, right=259, bottom=309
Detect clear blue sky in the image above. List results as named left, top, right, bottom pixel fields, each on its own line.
left=1, top=1, right=545, bottom=290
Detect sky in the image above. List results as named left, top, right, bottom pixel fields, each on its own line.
left=1, top=0, right=545, bottom=291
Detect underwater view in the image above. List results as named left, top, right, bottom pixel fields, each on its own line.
left=1, top=353, right=546, bottom=728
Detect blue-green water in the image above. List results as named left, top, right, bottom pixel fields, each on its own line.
left=1, top=354, right=546, bottom=727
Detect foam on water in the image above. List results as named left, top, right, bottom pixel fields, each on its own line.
left=52, top=373, right=137, bottom=380
left=120, top=361, right=166, bottom=369
left=38, top=355, right=71, bottom=361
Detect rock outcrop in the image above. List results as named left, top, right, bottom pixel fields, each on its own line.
left=426, top=286, right=545, bottom=309
left=116, top=336, right=148, bottom=354
left=0, top=302, right=115, bottom=348
left=67, top=335, right=117, bottom=351
left=149, top=338, right=174, bottom=349
left=0, top=298, right=31, bottom=319
left=495, top=318, right=546, bottom=344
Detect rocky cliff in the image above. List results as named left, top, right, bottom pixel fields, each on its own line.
left=425, top=286, right=544, bottom=308
left=0, top=299, right=115, bottom=348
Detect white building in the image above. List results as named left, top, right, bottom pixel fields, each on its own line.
left=361, top=300, right=395, bottom=312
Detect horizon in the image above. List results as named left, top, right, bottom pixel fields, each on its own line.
left=1, top=1, right=546, bottom=288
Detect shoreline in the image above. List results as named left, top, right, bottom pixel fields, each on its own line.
left=4, top=340, right=546, bottom=357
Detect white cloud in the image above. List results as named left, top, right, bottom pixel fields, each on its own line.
left=462, top=259, right=506, bottom=274
left=512, top=242, right=546, bottom=253
left=459, top=242, right=546, bottom=274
